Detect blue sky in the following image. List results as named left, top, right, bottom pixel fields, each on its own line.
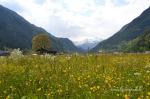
left=0, top=0, right=149, bottom=42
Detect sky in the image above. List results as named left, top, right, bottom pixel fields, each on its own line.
left=0, top=0, right=150, bottom=42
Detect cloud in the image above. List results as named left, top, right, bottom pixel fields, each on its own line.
left=0, top=0, right=23, bottom=12
left=0, top=0, right=150, bottom=42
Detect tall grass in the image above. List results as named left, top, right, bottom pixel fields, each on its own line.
left=0, top=54, right=150, bottom=99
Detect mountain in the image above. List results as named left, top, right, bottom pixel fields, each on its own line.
left=75, top=39, right=101, bottom=51
left=91, top=7, right=150, bottom=52
left=58, top=38, right=80, bottom=52
left=123, top=29, right=150, bottom=52
left=0, top=5, right=80, bottom=52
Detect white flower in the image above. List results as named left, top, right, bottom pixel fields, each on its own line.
left=10, top=48, right=23, bottom=60
left=144, top=65, right=150, bottom=68
left=66, top=55, right=71, bottom=60
left=146, top=71, right=150, bottom=73
left=134, top=72, right=141, bottom=76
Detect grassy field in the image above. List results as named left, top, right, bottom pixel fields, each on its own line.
left=0, top=53, right=150, bottom=99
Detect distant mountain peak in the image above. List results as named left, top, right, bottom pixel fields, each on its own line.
left=74, top=38, right=102, bottom=51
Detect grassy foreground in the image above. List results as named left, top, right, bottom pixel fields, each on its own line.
left=0, top=54, right=150, bottom=99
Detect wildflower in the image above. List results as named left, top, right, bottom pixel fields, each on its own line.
left=70, top=74, right=74, bottom=77
left=127, top=79, right=131, bottom=83
left=10, top=48, right=23, bottom=59
left=79, top=85, right=82, bottom=88
left=146, top=70, right=150, bottom=73
left=26, top=82, right=29, bottom=86
left=40, top=77, right=43, bottom=80
left=6, top=95, right=10, bottom=99
left=87, top=75, right=90, bottom=78
left=3, top=90, right=7, bottom=94
left=116, top=93, right=119, bottom=96
left=63, top=70, right=67, bottom=73
left=77, top=77, right=80, bottom=81
left=47, top=92, right=51, bottom=96
left=146, top=96, right=149, bottom=99
left=57, top=89, right=63, bottom=95
left=37, top=88, right=41, bottom=91
left=137, top=97, right=141, bottom=99
left=144, top=65, right=150, bottom=68
left=124, top=94, right=129, bottom=99
left=90, top=87, right=93, bottom=91
left=134, top=72, right=141, bottom=76
left=58, top=84, right=62, bottom=87
left=105, top=76, right=112, bottom=81
left=90, top=86, right=99, bottom=92
left=68, top=67, right=71, bottom=70
left=10, top=86, right=13, bottom=89
left=97, top=86, right=100, bottom=89
left=148, top=92, right=150, bottom=96
left=66, top=56, right=71, bottom=60
left=84, top=84, right=88, bottom=87
left=105, top=80, right=108, bottom=83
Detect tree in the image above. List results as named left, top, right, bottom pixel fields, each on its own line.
left=32, top=34, right=51, bottom=51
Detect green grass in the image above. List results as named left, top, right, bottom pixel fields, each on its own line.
left=0, top=54, right=150, bottom=99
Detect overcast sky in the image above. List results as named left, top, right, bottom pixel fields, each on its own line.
left=0, top=0, right=150, bottom=42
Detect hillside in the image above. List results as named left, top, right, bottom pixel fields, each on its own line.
left=123, top=29, right=150, bottom=52
left=91, top=7, right=150, bottom=52
left=58, top=38, right=80, bottom=53
left=0, top=5, right=80, bottom=52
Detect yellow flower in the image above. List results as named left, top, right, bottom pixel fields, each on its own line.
left=90, top=86, right=98, bottom=92
left=146, top=96, right=149, bottom=99
left=87, top=75, right=90, bottom=78
left=37, top=88, right=41, bottom=91
left=84, top=84, right=88, bottom=87
left=6, top=95, right=10, bottom=99
left=105, top=80, right=108, bottom=83
left=148, top=92, right=150, bottom=96
left=127, top=79, right=130, bottom=83
left=90, top=87, right=93, bottom=90
left=77, top=77, right=80, bottom=81
left=124, top=94, right=129, bottom=99
left=47, top=92, right=51, bottom=96
left=57, top=89, right=63, bottom=94
left=116, top=93, right=119, bottom=96
left=63, top=70, right=67, bottom=73
left=97, top=86, right=100, bottom=89
left=137, top=97, right=141, bottom=99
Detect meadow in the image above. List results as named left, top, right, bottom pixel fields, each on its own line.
left=0, top=53, right=150, bottom=99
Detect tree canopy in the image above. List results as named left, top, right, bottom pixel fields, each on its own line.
left=32, top=34, right=51, bottom=51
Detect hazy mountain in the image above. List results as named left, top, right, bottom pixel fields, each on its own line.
left=0, top=5, right=80, bottom=52
left=58, top=38, right=81, bottom=52
left=91, top=7, right=150, bottom=52
left=75, top=39, right=101, bottom=51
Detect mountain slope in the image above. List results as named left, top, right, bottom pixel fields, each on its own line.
left=123, top=29, right=150, bottom=52
left=58, top=38, right=80, bottom=52
left=91, top=7, right=150, bottom=52
left=0, top=5, right=79, bottom=52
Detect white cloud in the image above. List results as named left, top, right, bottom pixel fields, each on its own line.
left=0, top=0, right=150, bottom=42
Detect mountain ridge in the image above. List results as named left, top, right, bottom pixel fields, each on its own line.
left=0, top=5, right=80, bottom=52
left=91, top=6, right=150, bottom=52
